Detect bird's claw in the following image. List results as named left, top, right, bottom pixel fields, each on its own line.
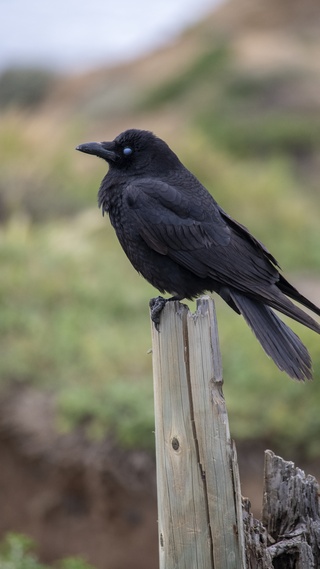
left=149, top=296, right=167, bottom=332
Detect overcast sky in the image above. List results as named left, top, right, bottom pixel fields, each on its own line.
left=1, top=0, right=222, bottom=73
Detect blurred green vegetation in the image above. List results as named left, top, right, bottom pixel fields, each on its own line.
left=0, top=43, right=320, bottom=459
left=0, top=533, right=95, bottom=569
left=144, top=44, right=320, bottom=162
left=0, top=68, right=57, bottom=110
left=141, top=44, right=229, bottom=109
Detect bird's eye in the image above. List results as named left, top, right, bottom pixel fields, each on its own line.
left=123, top=147, right=133, bottom=156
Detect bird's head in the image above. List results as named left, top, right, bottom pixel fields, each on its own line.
left=76, top=129, right=181, bottom=175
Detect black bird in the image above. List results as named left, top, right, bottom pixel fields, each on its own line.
left=76, top=129, right=320, bottom=381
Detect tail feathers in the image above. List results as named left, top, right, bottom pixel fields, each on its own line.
left=230, top=291, right=313, bottom=381
left=267, top=289, right=320, bottom=335
left=278, top=275, right=320, bottom=317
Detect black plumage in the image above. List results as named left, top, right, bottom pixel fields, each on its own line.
left=76, top=129, right=320, bottom=380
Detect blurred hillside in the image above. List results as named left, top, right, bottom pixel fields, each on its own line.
left=0, top=0, right=320, bottom=566
left=1, top=0, right=320, bottom=462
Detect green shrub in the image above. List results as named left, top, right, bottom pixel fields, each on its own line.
left=0, top=68, right=56, bottom=109
left=141, top=44, right=229, bottom=109
left=0, top=533, right=95, bottom=569
left=199, top=111, right=320, bottom=157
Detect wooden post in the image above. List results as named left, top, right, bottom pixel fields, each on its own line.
left=151, top=296, right=246, bottom=569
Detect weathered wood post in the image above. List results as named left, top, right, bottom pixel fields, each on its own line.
left=151, top=296, right=246, bottom=569
left=262, top=450, right=320, bottom=567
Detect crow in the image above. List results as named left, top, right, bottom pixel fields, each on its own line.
left=76, top=129, right=320, bottom=380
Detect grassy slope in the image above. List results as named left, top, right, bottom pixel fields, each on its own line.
left=1, top=0, right=320, bottom=457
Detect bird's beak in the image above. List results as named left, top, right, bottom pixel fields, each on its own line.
left=76, top=141, right=118, bottom=162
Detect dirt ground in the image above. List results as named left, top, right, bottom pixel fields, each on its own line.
left=0, top=433, right=158, bottom=568
left=0, top=387, right=158, bottom=568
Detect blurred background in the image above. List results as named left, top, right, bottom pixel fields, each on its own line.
left=1, top=0, right=320, bottom=567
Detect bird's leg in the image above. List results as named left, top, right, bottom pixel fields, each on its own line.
left=149, top=296, right=167, bottom=331
left=149, top=295, right=183, bottom=332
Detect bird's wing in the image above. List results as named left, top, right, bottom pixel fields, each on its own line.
left=218, top=207, right=280, bottom=268
left=125, top=179, right=279, bottom=289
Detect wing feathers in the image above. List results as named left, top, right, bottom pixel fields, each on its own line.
left=125, top=180, right=319, bottom=323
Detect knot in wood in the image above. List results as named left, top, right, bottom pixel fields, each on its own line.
left=171, top=437, right=180, bottom=451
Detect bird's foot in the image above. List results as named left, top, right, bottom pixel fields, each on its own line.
left=149, top=296, right=167, bottom=332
